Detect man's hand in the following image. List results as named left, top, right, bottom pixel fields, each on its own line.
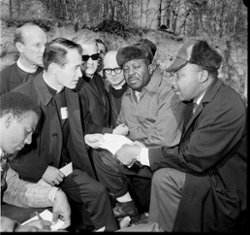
left=112, top=124, right=129, bottom=136
left=84, top=134, right=104, bottom=149
left=52, top=189, right=71, bottom=229
left=133, top=141, right=147, bottom=148
left=115, top=144, right=141, bottom=166
left=16, top=219, right=52, bottom=231
left=42, top=166, right=65, bottom=186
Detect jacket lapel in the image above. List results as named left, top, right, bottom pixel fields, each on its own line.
left=182, top=79, right=223, bottom=137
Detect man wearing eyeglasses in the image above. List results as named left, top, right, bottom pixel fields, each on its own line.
left=102, top=50, right=128, bottom=126
left=73, top=35, right=128, bottom=135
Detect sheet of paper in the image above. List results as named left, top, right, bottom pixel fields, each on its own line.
left=59, top=162, right=73, bottom=177
left=21, top=209, right=65, bottom=231
left=98, top=133, right=133, bottom=155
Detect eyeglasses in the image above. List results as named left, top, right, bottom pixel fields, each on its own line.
left=103, top=67, right=122, bottom=75
left=82, top=53, right=99, bottom=61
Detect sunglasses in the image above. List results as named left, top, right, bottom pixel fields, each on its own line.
left=82, top=53, right=99, bottom=61
left=103, top=67, right=122, bottom=75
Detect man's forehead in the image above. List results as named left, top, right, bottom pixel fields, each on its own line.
left=65, top=49, right=82, bottom=65
left=123, top=58, right=144, bottom=67
left=103, top=52, right=118, bottom=66
left=81, top=43, right=98, bottom=53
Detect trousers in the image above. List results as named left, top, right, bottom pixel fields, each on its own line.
left=148, top=168, right=186, bottom=231
left=59, top=169, right=118, bottom=231
left=92, top=149, right=152, bottom=212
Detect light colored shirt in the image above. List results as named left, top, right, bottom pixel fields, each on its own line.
left=117, top=72, right=185, bottom=148
left=0, top=148, right=58, bottom=208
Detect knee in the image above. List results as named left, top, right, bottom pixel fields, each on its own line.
left=152, top=168, right=172, bottom=184
left=90, top=181, right=107, bottom=195
left=152, top=168, right=186, bottom=191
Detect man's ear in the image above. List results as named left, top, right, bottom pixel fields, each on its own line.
left=15, top=42, right=24, bottom=53
left=50, top=63, right=59, bottom=75
left=199, top=70, right=209, bottom=83
left=148, top=64, right=155, bottom=74
left=4, top=113, right=14, bottom=129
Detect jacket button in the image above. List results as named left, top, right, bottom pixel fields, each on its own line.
left=52, top=133, right=58, bottom=137
left=154, top=162, right=159, bottom=167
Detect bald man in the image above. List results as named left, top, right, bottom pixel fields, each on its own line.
left=103, top=50, right=128, bottom=124
left=1, top=22, right=47, bottom=95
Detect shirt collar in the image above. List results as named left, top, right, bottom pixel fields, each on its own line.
left=111, top=79, right=126, bottom=90
left=17, top=59, right=38, bottom=73
left=194, top=90, right=206, bottom=105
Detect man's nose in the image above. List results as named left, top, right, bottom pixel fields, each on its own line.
left=77, top=67, right=82, bottom=77
left=25, top=135, right=32, bottom=145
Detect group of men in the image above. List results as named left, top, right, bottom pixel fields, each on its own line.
left=0, top=22, right=247, bottom=232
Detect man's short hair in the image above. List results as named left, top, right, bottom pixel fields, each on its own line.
left=95, top=38, right=108, bottom=53
left=0, top=92, right=41, bottom=119
left=13, top=23, right=44, bottom=45
left=43, top=37, right=83, bottom=71
left=72, top=34, right=97, bottom=47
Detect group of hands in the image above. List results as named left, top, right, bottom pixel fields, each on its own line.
left=12, top=123, right=145, bottom=232
left=1, top=189, right=70, bottom=232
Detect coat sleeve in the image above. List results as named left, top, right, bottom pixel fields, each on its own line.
left=80, top=92, right=113, bottom=134
left=3, top=164, right=58, bottom=208
left=9, top=150, right=48, bottom=183
left=139, top=88, right=185, bottom=147
left=148, top=93, right=246, bottom=173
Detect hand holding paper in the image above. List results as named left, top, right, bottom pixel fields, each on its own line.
left=22, top=209, right=65, bottom=231
left=112, top=123, right=129, bottom=136
left=52, top=189, right=71, bottom=229
left=97, top=133, right=133, bottom=155
left=115, top=144, right=141, bottom=166
left=85, top=134, right=105, bottom=149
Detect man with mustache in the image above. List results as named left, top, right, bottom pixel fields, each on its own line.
left=115, top=40, right=247, bottom=232
left=90, top=40, right=185, bottom=224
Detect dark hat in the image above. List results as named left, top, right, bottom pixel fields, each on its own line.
left=116, top=40, right=156, bottom=67
left=135, top=38, right=157, bottom=58
left=166, top=40, right=222, bottom=72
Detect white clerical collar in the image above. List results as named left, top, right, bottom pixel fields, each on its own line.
left=17, top=59, right=38, bottom=73
left=43, top=73, right=63, bottom=93
left=111, top=80, right=126, bottom=90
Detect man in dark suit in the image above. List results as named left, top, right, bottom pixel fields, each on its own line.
left=10, top=38, right=119, bottom=231
left=72, top=35, right=128, bottom=135
left=0, top=23, right=47, bottom=95
left=115, top=40, right=247, bottom=232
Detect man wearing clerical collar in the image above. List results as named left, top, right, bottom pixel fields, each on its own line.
left=1, top=23, right=47, bottom=95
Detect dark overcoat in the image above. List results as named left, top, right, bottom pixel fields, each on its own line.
left=10, top=73, right=103, bottom=181
left=0, top=63, right=43, bottom=95
left=149, top=78, right=247, bottom=232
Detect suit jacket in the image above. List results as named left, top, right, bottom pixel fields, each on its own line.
left=149, top=78, right=247, bottom=232
left=0, top=62, right=43, bottom=95
left=76, top=74, right=113, bottom=129
left=10, top=73, right=102, bottom=181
